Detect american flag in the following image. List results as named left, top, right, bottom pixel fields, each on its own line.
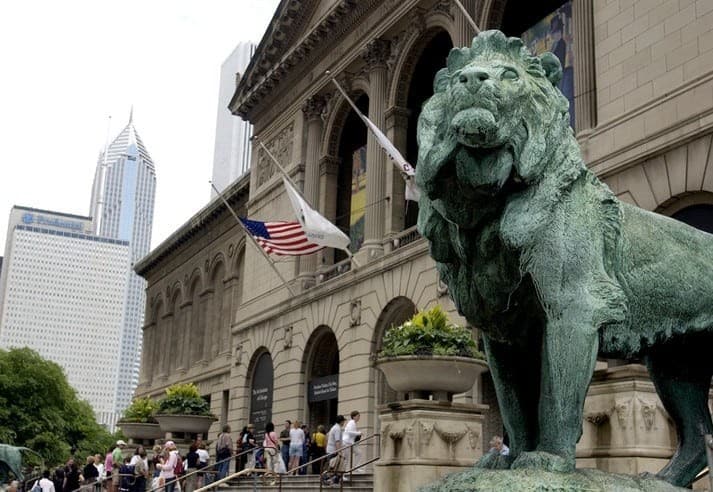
left=239, top=217, right=323, bottom=256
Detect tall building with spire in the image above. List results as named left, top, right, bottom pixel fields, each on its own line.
left=90, top=110, right=156, bottom=417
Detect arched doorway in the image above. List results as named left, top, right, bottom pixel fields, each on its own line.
left=403, top=30, right=453, bottom=229
left=249, top=351, right=274, bottom=441
left=672, top=204, right=713, bottom=233
left=372, top=297, right=417, bottom=406
left=304, top=327, right=339, bottom=430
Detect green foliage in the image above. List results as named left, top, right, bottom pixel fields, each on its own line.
left=0, top=347, right=116, bottom=467
left=121, top=397, right=159, bottom=423
left=158, top=383, right=213, bottom=416
left=379, top=306, right=484, bottom=359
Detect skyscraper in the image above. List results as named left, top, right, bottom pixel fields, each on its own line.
left=89, top=111, right=156, bottom=416
left=0, top=206, right=131, bottom=429
left=211, top=42, right=256, bottom=194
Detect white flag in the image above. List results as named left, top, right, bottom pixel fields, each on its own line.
left=359, top=114, right=421, bottom=202
left=330, top=77, right=421, bottom=202
left=282, top=176, right=351, bottom=252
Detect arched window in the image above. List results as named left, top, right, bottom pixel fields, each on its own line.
left=403, top=30, right=453, bottom=229
left=336, top=94, right=369, bottom=261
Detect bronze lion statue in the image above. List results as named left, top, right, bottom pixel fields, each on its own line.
left=415, top=30, right=713, bottom=487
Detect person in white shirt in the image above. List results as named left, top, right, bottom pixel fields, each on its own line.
left=38, top=470, right=55, bottom=492
left=342, top=410, right=362, bottom=473
left=287, top=420, right=305, bottom=474
left=326, top=415, right=345, bottom=455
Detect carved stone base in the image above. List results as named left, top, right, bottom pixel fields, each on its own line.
left=576, top=364, right=676, bottom=473
left=418, top=467, right=688, bottom=491
left=374, top=399, right=486, bottom=492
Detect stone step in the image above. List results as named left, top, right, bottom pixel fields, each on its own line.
left=224, top=472, right=374, bottom=491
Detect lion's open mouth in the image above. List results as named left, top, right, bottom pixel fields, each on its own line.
left=451, top=107, right=499, bottom=148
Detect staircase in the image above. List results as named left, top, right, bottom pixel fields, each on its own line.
left=225, top=472, right=374, bottom=491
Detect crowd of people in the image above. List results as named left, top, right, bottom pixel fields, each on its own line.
left=212, top=410, right=364, bottom=484
left=15, top=411, right=366, bottom=492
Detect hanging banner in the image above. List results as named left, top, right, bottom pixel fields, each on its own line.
left=349, top=146, right=367, bottom=252
left=250, top=352, right=274, bottom=440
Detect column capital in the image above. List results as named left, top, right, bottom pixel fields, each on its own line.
left=319, top=155, right=340, bottom=176
left=385, top=106, right=411, bottom=131
left=302, top=94, right=327, bottom=122
left=363, top=38, right=391, bottom=71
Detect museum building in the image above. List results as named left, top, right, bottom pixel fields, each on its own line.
left=135, top=0, right=713, bottom=474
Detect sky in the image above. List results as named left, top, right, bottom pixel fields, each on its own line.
left=0, top=0, right=280, bottom=251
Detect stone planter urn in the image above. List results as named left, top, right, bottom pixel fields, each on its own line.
left=155, top=414, right=217, bottom=437
left=117, top=421, right=164, bottom=441
left=375, top=355, right=488, bottom=401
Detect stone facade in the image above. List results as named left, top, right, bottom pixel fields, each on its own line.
left=135, top=0, right=713, bottom=483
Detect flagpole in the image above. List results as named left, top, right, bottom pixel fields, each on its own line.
left=210, top=181, right=298, bottom=297
left=253, top=138, right=360, bottom=269
left=452, top=0, right=481, bottom=35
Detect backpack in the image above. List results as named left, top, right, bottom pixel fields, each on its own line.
left=174, top=455, right=184, bottom=476
left=31, top=480, right=42, bottom=492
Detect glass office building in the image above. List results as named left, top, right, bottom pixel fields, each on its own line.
left=89, top=112, right=156, bottom=417
left=0, top=207, right=131, bottom=428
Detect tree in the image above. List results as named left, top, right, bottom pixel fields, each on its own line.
left=0, top=347, right=117, bottom=466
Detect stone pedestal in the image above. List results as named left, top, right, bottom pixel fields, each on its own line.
left=374, top=399, right=486, bottom=492
left=576, top=364, right=675, bottom=475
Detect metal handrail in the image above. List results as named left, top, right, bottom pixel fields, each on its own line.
left=147, top=445, right=279, bottom=492
left=193, top=467, right=272, bottom=492
left=282, top=433, right=380, bottom=491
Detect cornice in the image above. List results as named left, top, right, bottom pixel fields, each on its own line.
left=230, top=0, right=384, bottom=120
left=134, top=173, right=250, bottom=277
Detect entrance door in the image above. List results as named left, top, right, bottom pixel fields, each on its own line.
left=306, top=328, right=339, bottom=431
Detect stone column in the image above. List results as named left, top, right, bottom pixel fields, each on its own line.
left=385, top=106, right=411, bottom=238
left=298, top=95, right=326, bottom=286
left=454, top=0, right=479, bottom=48
left=318, top=155, right=340, bottom=268
left=572, top=0, right=597, bottom=135
left=139, top=323, right=154, bottom=386
left=180, top=301, right=192, bottom=370
left=362, top=38, right=391, bottom=260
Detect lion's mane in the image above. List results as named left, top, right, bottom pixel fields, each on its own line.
left=416, top=31, right=626, bottom=347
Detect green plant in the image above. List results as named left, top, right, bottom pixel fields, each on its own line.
left=121, top=397, right=159, bottom=423
left=379, top=306, right=485, bottom=359
left=158, top=383, right=214, bottom=416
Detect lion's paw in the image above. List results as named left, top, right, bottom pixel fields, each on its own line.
left=510, top=451, right=573, bottom=473
left=474, top=450, right=512, bottom=470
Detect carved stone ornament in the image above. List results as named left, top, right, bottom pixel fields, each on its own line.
left=638, top=398, right=658, bottom=431
left=405, top=425, right=414, bottom=450
left=350, top=300, right=362, bottom=326
left=614, top=399, right=632, bottom=430
left=434, top=424, right=467, bottom=461
left=432, top=0, right=453, bottom=19
left=466, top=425, right=480, bottom=450
left=420, top=420, right=434, bottom=454
left=381, top=423, right=390, bottom=455
left=302, top=94, right=327, bottom=122
left=256, top=123, right=294, bottom=187
left=234, top=344, right=243, bottom=366
left=228, top=243, right=235, bottom=257
left=363, top=38, right=391, bottom=70
left=585, top=411, right=610, bottom=426
left=284, top=326, right=293, bottom=349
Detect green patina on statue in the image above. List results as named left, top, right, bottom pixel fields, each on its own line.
left=416, top=30, right=713, bottom=489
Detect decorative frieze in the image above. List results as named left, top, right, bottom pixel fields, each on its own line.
left=256, top=123, right=294, bottom=187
